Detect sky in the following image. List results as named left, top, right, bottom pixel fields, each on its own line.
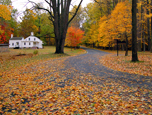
left=12, top=0, right=93, bottom=20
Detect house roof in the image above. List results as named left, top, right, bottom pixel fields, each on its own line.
left=10, top=37, right=23, bottom=40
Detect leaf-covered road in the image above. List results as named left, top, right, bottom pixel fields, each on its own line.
left=64, top=47, right=152, bottom=89
left=1, top=47, right=152, bottom=114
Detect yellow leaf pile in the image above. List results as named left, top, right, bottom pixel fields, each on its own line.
left=100, top=52, right=152, bottom=76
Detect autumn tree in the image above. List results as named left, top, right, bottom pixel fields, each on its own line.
left=98, top=1, right=132, bottom=55
left=0, top=4, right=12, bottom=43
left=29, top=0, right=83, bottom=53
left=82, top=2, right=102, bottom=47
left=139, top=0, right=146, bottom=52
left=69, top=5, right=83, bottom=28
left=110, top=1, right=132, bottom=56
left=146, top=0, right=150, bottom=51
left=137, top=0, right=152, bottom=52
left=94, top=0, right=120, bottom=16
left=151, top=0, right=152, bottom=53
left=0, top=0, right=12, bottom=5
left=137, top=1, right=142, bottom=52
left=19, top=9, right=38, bottom=38
left=65, top=26, right=84, bottom=49
left=10, top=8, right=19, bottom=37
left=36, top=12, right=55, bottom=45
left=98, top=16, right=113, bottom=48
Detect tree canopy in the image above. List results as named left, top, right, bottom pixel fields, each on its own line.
left=29, top=0, right=83, bottom=53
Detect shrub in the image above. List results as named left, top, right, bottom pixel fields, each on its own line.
left=33, top=50, right=38, bottom=55
left=18, top=52, right=22, bottom=55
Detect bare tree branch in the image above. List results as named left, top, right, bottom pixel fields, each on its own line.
left=28, top=0, right=54, bottom=22
left=44, top=0, right=53, bottom=8
left=44, top=0, right=50, bottom=5
left=68, top=0, right=83, bottom=25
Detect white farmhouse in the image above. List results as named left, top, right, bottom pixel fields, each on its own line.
left=9, top=37, right=24, bottom=48
left=9, top=32, right=43, bottom=49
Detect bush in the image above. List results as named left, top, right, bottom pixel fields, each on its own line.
left=33, top=50, right=38, bottom=55
left=18, top=52, right=22, bottom=55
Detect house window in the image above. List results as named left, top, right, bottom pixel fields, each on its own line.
left=34, top=38, right=36, bottom=41
left=29, top=43, right=31, bottom=45
left=24, top=42, right=26, bottom=45
left=29, top=38, right=30, bottom=41
left=12, top=43, right=14, bottom=46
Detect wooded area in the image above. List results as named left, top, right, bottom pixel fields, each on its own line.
left=83, top=0, right=152, bottom=53
left=0, top=0, right=152, bottom=54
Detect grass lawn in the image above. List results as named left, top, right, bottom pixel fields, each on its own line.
left=0, top=46, right=86, bottom=73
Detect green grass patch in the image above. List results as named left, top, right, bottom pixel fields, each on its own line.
left=0, top=46, right=85, bottom=72
left=130, top=61, right=145, bottom=63
left=125, top=60, right=145, bottom=63
left=126, top=67, right=138, bottom=69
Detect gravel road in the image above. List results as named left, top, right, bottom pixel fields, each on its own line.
left=63, top=47, right=152, bottom=90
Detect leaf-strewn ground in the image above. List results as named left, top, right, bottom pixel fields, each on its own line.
left=0, top=47, right=152, bottom=114
left=0, top=46, right=85, bottom=73
left=100, top=52, right=152, bottom=76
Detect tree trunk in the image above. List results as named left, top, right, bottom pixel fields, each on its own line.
left=150, top=0, right=152, bottom=53
left=49, top=38, right=51, bottom=45
left=132, top=0, right=138, bottom=62
left=138, top=40, right=141, bottom=52
left=137, top=3, right=141, bottom=52
left=125, top=32, right=128, bottom=56
left=143, top=33, right=146, bottom=52
left=55, top=38, right=65, bottom=53
left=147, top=0, right=150, bottom=51
left=141, top=2, right=146, bottom=52
left=107, top=0, right=111, bottom=15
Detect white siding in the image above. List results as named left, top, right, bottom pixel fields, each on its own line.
left=9, top=36, right=43, bottom=49
left=23, top=36, right=43, bottom=48
left=21, top=41, right=34, bottom=48
left=9, top=40, right=22, bottom=48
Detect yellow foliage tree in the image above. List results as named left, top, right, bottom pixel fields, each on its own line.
left=110, top=1, right=132, bottom=35
left=85, top=23, right=99, bottom=47
left=0, top=4, right=11, bottom=20
left=98, top=16, right=114, bottom=47
left=98, top=1, right=132, bottom=53
left=83, top=2, right=102, bottom=47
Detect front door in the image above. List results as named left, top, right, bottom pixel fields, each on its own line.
left=33, top=42, right=36, bottom=46
left=16, top=42, right=19, bottom=47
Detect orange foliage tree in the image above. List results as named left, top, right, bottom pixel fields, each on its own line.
left=0, top=4, right=13, bottom=44
left=65, top=27, right=84, bottom=49
left=0, top=22, right=14, bottom=44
